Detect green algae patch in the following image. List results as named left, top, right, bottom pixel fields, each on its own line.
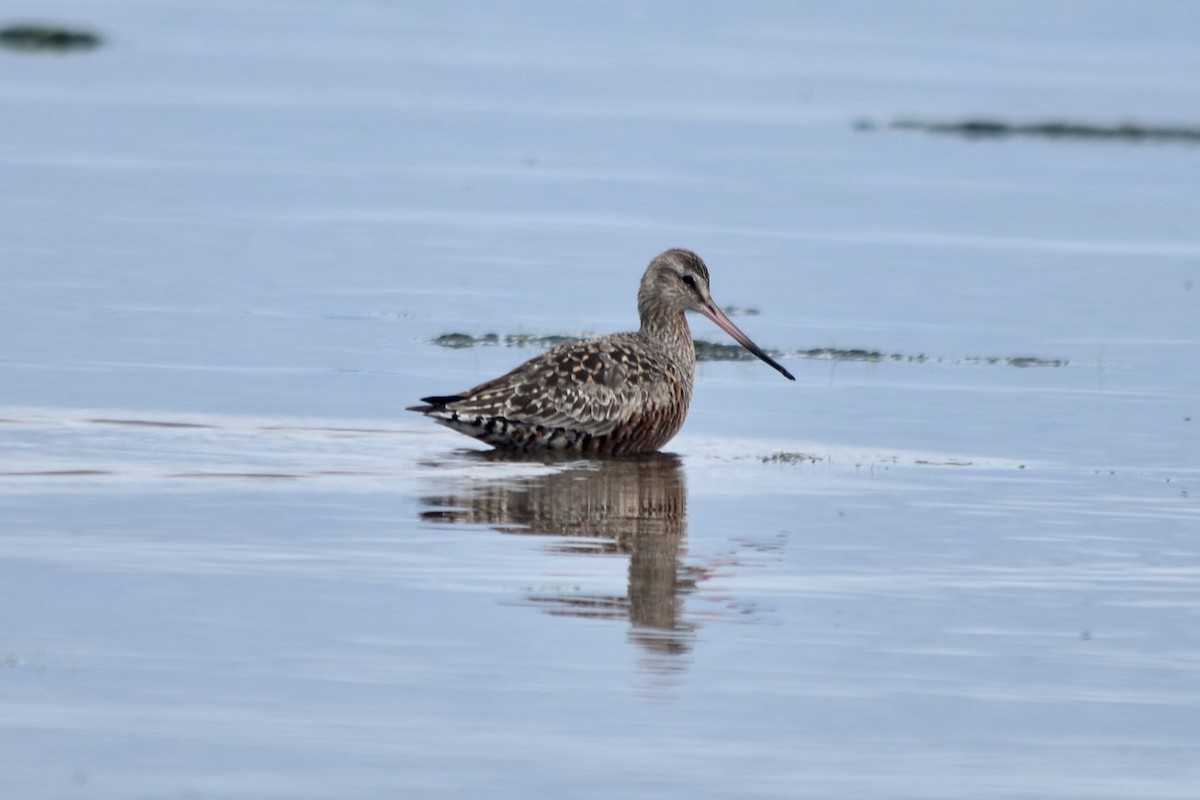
left=429, top=333, right=1067, bottom=369
left=433, top=333, right=479, bottom=349
left=502, top=333, right=582, bottom=349
left=761, top=451, right=821, bottom=465
left=965, top=355, right=1068, bottom=368
left=432, top=332, right=588, bottom=350
left=694, top=342, right=886, bottom=364
left=787, top=349, right=1066, bottom=367
left=694, top=340, right=767, bottom=362
left=858, top=117, right=1200, bottom=146
left=797, top=348, right=888, bottom=362
left=0, top=24, right=102, bottom=53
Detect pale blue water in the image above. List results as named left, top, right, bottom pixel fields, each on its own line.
left=2, top=2, right=1199, bottom=798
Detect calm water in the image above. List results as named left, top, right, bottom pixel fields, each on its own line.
left=2, top=2, right=1199, bottom=798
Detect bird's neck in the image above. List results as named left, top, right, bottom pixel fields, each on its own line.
left=639, top=306, right=695, bottom=363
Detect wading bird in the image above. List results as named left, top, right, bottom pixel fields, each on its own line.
left=409, top=249, right=794, bottom=455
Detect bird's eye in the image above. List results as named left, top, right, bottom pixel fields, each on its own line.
left=681, top=273, right=698, bottom=289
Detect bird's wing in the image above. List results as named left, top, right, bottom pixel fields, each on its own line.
left=441, top=335, right=680, bottom=436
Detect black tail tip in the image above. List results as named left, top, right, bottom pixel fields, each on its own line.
left=408, top=394, right=464, bottom=413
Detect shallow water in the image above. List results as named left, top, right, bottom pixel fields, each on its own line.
left=3, top=2, right=1199, bottom=798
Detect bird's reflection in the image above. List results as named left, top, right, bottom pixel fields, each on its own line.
left=419, top=452, right=696, bottom=669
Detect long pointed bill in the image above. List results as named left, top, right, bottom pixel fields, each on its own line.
left=699, top=302, right=795, bottom=381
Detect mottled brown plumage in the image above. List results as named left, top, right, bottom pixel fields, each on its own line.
left=408, top=249, right=794, bottom=455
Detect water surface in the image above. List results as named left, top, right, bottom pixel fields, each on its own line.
left=2, top=1, right=1198, bottom=798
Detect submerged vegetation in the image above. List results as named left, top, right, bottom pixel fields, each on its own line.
left=856, top=117, right=1200, bottom=146
left=761, top=451, right=821, bottom=465
left=0, top=24, right=102, bottom=53
left=428, top=332, right=1067, bottom=369
left=433, top=332, right=583, bottom=350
